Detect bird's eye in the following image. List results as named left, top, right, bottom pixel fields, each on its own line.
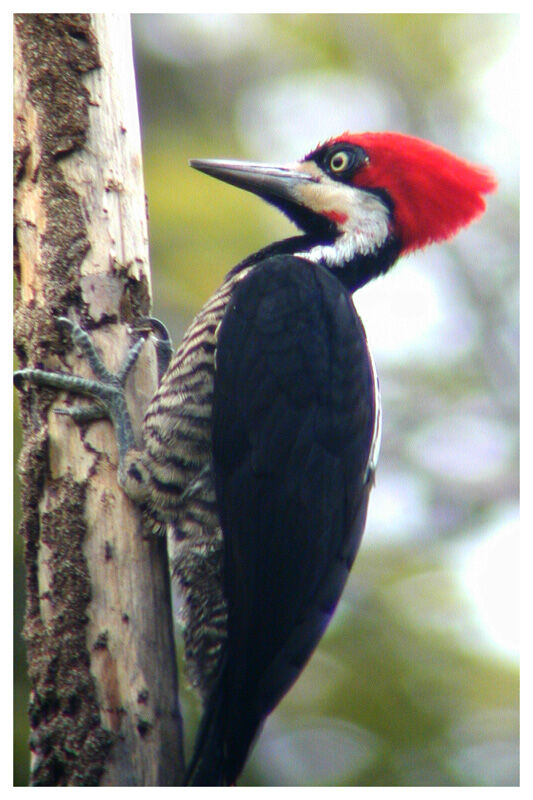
left=307, top=143, right=369, bottom=180
left=329, top=150, right=351, bottom=173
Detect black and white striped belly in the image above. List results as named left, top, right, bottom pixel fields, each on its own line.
left=137, top=268, right=251, bottom=697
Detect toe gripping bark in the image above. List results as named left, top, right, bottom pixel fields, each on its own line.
left=14, top=316, right=172, bottom=465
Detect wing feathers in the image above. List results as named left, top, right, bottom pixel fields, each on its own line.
left=207, top=255, right=375, bottom=782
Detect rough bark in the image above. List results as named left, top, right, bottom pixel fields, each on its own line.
left=13, top=13, right=183, bottom=785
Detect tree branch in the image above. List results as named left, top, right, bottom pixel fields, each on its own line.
left=14, top=13, right=183, bottom=785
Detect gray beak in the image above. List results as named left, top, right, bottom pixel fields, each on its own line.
left=189, top=158, right=315, bottom=205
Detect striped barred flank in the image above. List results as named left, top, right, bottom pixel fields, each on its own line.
left=122, top=267, right=252, bottom=699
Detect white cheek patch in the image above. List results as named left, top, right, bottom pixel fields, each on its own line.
left=296, top=179, right=355, bottom=223
left=292, top=171, right=391, bottom=267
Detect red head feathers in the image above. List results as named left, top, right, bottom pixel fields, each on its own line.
left=324, top=132, right=497, bottom=254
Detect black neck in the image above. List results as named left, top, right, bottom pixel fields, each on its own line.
left=230, top=233, right=401, bottom=294
left=330, top=236, right=401, bottom=292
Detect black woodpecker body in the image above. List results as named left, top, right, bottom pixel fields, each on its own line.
left=181, top=133, right=495, bottom=785
left=14, top=132, right=496, bottom=786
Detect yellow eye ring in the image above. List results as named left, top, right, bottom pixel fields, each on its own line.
left=329, top=151, right=351, bottom=173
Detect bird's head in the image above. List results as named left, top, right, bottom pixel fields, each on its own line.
left=190, top=132, right=496, bottom=291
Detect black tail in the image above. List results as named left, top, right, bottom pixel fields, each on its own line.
left=185, top=678, right=228, bottom=786
left=184, top=663, right=262, bottom=786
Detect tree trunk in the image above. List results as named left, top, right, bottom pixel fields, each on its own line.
left=13, top=13, right=184, bottom=786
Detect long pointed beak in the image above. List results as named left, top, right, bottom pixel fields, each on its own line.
left=189, top=158, right=316, bottom=205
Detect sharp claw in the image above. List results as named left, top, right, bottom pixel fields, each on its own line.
left=57, top=317, right=75, bottom=331
left=130, top=317, right=173, bottom=381
left=132, top=317, right=171, bottom=344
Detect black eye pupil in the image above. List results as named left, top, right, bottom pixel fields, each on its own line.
left=332, top=154, right=346, bottom=170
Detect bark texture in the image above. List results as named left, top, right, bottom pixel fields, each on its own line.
left=14, top=13, right=183, bottom=785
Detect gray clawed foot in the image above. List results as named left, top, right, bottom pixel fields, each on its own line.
left=14, top=318, right=145, bottom=460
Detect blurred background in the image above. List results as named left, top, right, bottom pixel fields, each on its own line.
left=14, top=13, right=519, bottom=786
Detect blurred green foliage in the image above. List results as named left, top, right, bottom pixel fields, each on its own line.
left=14, top=13, right=519, bottom=786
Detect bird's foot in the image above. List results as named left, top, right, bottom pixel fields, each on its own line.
left=14, top=317, right=147, bottom=460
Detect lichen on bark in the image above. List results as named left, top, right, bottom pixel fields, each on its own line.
left=14, top=13, right=112, bottom=785
left=14, top=13, right=182, bottom=786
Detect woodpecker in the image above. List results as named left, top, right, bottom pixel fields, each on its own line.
left=15, top=132, right=495, bottom=786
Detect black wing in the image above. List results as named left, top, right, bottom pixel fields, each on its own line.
left=193, top=255, right=376, bottom=784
